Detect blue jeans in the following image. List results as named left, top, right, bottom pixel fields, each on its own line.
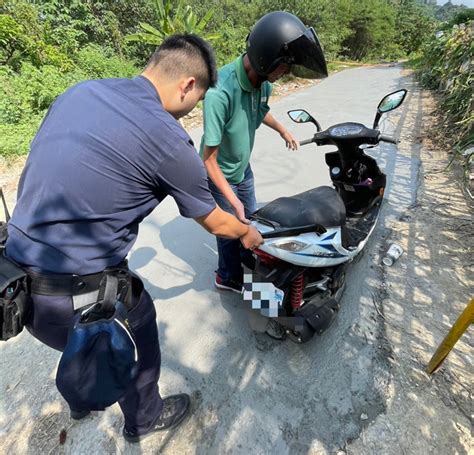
left=208, top=166, right=257, bottom=281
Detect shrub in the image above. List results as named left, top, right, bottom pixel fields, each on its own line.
left=0, top=47, right=139, bottom=160
left=73, top=44, right=138, bottom=79
left=417, top=22, right=474, bottom=147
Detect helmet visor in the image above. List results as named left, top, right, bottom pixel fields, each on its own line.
left=284, top=27, right=328, bottom=79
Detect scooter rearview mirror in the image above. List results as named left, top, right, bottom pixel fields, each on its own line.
left=288, top=110, right=312, bottom=123
left=378, top=89, right=407, bottom=113
left=287, top=110, right=322, bottom=132
left=373, top=89, right=408, bottom=129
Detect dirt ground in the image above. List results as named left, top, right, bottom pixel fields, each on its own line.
left=0, top=68, right=472, bottom=454
left=345, top=74, right=473, bottom=454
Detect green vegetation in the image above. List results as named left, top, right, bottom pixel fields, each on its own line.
left=414, top=16, right=473, bottom=197
left=0, top=0, right=465, bottom=160
left=435, top=1, right=472, bottom=22
left=415, top=21, right=473, bottom=150
left=125, top=0, right=220, bottom=46
left=0, top=0, right=148, bottom=158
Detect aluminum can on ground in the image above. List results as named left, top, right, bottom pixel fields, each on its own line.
left=383, top=243, right=404, bottom=266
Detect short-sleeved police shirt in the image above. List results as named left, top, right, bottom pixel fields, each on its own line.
left=6, top=76, right=216, bottom=275
left=199, top=55, right=272, bottom=184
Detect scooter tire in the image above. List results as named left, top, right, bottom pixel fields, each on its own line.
left=264, top=319, right=287, bottom=341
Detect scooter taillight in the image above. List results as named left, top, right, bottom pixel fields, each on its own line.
left=253, top=248, right=282, bottom=268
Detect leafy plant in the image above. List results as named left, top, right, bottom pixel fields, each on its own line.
left=0, top=14, right=24, bottom=65
left=417, top=21, right=474, bottom=150
left=125, top=0, right=220, bottom=46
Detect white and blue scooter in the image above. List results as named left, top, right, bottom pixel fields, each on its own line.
left=243, top=89, right=407, bottom=342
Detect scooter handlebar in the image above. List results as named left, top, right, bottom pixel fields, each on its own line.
left=298, top=133, right=398, bottom=146
left=379, top=135, right=398, bottom=144
left=299, top=137, right=314, bottom=146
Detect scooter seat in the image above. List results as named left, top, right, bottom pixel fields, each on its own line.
left=255, top=186, right=346, bottom=228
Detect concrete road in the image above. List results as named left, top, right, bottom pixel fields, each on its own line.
left=0, top=65, right=421, bottom=454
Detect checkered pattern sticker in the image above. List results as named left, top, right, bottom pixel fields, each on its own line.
left=243, top=273, right=284, bottom=318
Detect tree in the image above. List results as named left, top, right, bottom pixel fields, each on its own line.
left=0, top=14, right=25, bottom=65
left=394, top=0, right=436, bottom=55
left=435, top=1, right=469, bottom=22
left=448, top=8, right=474, bottom=27
left=339, top=0, right=400, bottom=60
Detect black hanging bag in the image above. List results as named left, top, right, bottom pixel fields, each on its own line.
left=0, top=188, right=30, bottom=341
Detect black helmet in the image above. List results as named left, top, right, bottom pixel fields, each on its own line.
left=246, top=11, right=328, bottom=79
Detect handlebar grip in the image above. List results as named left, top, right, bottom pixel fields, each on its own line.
left=380, top=135, right=398, bottom=144
left=299, top=138, right=314, bottom=146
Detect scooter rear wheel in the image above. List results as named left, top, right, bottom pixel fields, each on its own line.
left=264, top=319, right=287, bottom=340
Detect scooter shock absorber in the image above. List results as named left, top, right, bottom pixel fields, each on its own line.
left=290, top=274, right=305, bottom=310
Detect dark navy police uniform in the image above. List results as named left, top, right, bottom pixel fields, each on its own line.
left=5, top=76, right=215, bottom=435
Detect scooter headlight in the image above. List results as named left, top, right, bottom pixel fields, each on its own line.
left=272, top=240, right=309, bottom=252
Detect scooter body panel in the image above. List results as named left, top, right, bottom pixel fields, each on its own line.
left=252, top=201, right=381, bottom=268
left=253, top=224, right=351, bottom=267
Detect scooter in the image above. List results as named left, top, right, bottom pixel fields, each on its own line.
left=243, top=89, right=407, bottom=343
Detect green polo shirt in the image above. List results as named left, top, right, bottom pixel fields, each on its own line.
left=199, top=55, right=272, bottom=184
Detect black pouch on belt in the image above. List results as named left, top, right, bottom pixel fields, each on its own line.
left=0, top=253, right=30, bottom=341
left=0, top=187, right=9, bottom=247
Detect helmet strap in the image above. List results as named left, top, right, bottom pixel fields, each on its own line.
left=255, top=74, right=268, bottom=87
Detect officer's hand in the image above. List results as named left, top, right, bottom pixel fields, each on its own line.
left=280, top=129, right=299, bottom=151
left=240, top=225, right=264, bottom=250
left=233, top=199, right=251, bottom=224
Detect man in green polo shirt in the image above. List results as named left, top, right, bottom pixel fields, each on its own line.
left=200, top=12, right=328, bottom=292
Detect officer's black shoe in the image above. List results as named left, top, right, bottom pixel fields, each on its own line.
left=122, top=393, right=191, bottom=443
left=70, top=409, right=91, bottom=420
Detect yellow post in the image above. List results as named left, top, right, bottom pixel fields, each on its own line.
left=427, top=298, right=474, bottom=374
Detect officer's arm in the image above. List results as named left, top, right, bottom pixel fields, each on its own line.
left=195, top=206, right=263, bottom=250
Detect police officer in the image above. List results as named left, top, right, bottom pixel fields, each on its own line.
left=5, top=34, right=263, bottom=443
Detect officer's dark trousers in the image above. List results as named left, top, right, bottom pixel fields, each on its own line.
left=26, top=280, right=164, bottom=435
